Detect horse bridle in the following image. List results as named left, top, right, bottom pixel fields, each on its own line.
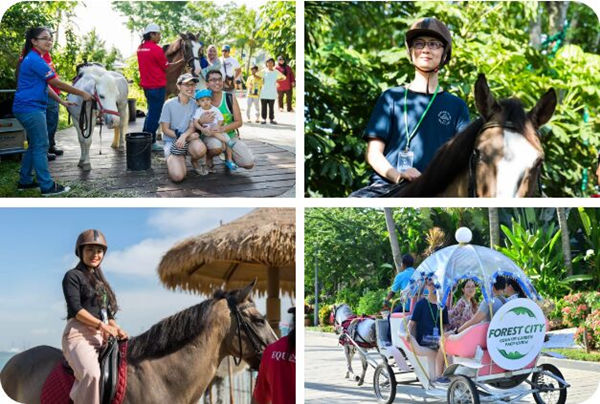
left=467, top=120, right=542, bottom=197
left=72, top=74, right=120, bottom=142
left=226, top=296, right=275, bottom=366
left=181, top=39, right=202, bottom=76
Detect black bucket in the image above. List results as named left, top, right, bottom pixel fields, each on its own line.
left=126, top=132, right=151, bottom=171
left=127, top=98, right=136, bottom=123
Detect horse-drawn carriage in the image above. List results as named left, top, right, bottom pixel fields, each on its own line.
left=335, top=227, right=569, bottom=404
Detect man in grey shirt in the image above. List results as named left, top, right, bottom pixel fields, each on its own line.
left=456, top=276, right=506, bottom=333
left=159, top=73, right=207, bottom=182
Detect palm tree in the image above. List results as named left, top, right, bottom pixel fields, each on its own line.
left=489, top=208, right=500, bottom=249
left=556, top=208, right=573, bottom=275
left=384, top=208, right=402, bottom=274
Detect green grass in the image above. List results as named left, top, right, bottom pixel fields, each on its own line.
left=306, top=325, right=335, bottom=333
left=0, top=157, right=140, bottom=197
left=544, top=348, right=600, bottom=362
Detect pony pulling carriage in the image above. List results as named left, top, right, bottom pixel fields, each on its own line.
left=338, top=227, right=569, bottom=404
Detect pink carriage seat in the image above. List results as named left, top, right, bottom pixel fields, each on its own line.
left=477, top=350, right=536, bottom=376
left=390, top=312, right=411, bottom=320
left=444, top=322, right=489, bottom=358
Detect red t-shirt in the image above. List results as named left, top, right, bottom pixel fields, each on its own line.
left=252, top=336, right=295, bottom=404
left=137, top=40, right=168, bottom=89
left=276, top=65, right=295, bottom=92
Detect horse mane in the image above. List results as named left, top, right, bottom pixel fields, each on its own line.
left=397, top=117, right=484, bottom=196
left=127, top=288, right=243, bottom=362
left=79, top=64, right=108, bottom=77
left=164, top=38, right=182, bottom=57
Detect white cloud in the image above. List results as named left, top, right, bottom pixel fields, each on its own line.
left=147, top=208, right=251, bottom=238
left=102, top=237, right=179, bottom=277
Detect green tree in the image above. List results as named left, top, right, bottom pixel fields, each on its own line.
left=256, top=1, right=295, bottom=66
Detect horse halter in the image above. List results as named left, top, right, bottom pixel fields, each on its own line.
left=226, top=296, right=274, bottom=366
left=467, top=120, right=537, bottom=197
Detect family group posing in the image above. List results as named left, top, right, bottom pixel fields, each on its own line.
left=137, top=23, right=295, bottom=182
left=386, top=254, right=526, bottom=384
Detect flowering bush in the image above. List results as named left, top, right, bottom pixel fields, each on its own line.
left=562, top=292, right=600, bottom=349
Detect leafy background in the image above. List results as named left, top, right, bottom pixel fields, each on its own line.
left=305, top=1, right=600, bottom=197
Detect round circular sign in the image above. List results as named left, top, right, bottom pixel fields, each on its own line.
left=486, top=298, right=546, bottom=371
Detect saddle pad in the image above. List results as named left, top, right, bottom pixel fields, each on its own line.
left=338, top=316, right=377, bottom=349
left=40, top=341, right=128, bottom=404
left=41, top=361, right=74, bottom=404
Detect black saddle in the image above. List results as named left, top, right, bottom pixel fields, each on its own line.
left=62, top=337, right=121, bottom=404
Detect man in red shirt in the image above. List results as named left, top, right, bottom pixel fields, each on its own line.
left=137, top=23, right=169, bottom=152
left=252, top=307, right=296, bottom=404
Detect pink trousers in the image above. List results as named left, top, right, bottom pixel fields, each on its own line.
left=61, top=318, right=103, bottom=404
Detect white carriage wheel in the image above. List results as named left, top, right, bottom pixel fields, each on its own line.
left=532, top=363, right=567, bottom=404
left=447, top=375, right=480, bottom=404
left=373, top=362, right=396, bottom=404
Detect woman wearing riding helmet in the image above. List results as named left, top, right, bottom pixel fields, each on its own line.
left=61, top=229, right=127, bottom=404
left=353, top=17, right=470, bottom=197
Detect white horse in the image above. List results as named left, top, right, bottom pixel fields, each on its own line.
left=333, top=303, right=377, bottom=386
left=67, top=65, right=129, bottom=171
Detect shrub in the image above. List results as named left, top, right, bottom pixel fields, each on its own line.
left=319, top=304, right=333, bottom=326
left=356, top=289, right=387, bottom=316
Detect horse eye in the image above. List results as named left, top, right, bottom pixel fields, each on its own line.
left=252, top=316, right=266, bottom=325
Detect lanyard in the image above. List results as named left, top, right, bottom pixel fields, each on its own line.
left=426, top=299, right=439, bottom=324
left=403, top=83, right=439, bottom=150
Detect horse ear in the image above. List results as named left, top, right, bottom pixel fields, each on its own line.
left=475, top=73, right=500, bottom=120
left=528, top=88, right=557, bottom=128
left=237, top=280, right=256, bottom=302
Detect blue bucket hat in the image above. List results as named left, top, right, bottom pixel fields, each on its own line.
left=195, top=88, right=213, bottom=100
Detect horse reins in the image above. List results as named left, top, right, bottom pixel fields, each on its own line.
left=226, top=297, right=275, bottom=366
left=467, top=120, right=542, bottom=197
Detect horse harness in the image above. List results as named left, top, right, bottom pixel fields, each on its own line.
left=226, top=297, right=274, bottom=366
left=467, top=120, right=543, bottom=197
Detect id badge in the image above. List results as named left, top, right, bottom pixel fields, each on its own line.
left=398, top=150, right=414, bottom=172
left=432, top=327, right=440, bottom=338
left=101, top=309, right=108, bottom=324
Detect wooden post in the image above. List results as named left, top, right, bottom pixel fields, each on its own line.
left=267, top=266, right=281, bottom=337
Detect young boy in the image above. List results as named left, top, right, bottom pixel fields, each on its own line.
left=192, top=88, right=238, bottom=171
left=246, top=65, right=262, bottom=123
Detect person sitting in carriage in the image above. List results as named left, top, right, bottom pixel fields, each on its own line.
left=408, top=275, right=450, bottom=384
left=455, top=276, right=506, bottom=334
left=352, top=17, right=470, bottom=197
left=448, top=279, right=479, bottom=331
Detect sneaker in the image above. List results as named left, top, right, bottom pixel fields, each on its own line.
left=48, top=146, right=64, bottom=156
left=17, top=181, right=39, bottom=190
left=47, top=152, right=56, bottom=161
left=193, top=164, right=209, bottom=176
left=270, top=120, right=277, bottom=125
left=151, top=142, right=163, bottom=152
left=41, top=182, right=70, bottom=196
left=224, top=160, right=238, bottom=171
left=261, top=120, right=267, bottom=125
left=434, top=377, right=451, bottom=385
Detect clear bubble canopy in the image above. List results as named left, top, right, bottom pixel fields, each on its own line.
left=405, top=228, right=541, bottom=308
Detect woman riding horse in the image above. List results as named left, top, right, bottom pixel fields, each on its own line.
left=352, top=17, right=470, bottom=197
left=62, top=229, right=127, bottom=404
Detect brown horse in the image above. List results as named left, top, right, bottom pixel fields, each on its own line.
left=391, top=73, right=557, bottom=197
left=164, top=32, right=204, bottom=97
left=0, top=281, right=276, bottom=404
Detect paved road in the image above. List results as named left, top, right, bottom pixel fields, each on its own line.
left=305, top=331, right=600, bottom=403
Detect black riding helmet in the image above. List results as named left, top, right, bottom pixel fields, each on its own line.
left=405, top=17, right=453, bottom=71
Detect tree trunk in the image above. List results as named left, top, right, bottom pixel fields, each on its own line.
left=529, top=4, right=542, bottom=49
left=546, top=1, right=569, bottom=35
left=556, top=208, right=573, bottom=276
left=489, top=208, right=500, bottom=249
left=384, top=208, right=402, bottom=274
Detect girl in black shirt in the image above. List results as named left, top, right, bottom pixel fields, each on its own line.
left=61, top=229, right=127, bottom=404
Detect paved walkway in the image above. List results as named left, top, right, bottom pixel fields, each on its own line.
left=49, top=94, right=296, bottom=197
left=305, top=331, right=600, bottom=403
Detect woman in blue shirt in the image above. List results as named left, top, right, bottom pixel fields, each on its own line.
left=13, top=27, right=93, bottom=196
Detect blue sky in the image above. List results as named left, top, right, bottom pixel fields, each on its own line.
left=0, top=208, right=294, bottom=352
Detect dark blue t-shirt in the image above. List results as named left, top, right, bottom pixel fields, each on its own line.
left=364, top=86, right=470, bottom=184
left=411, top=298, right=449, bottom=345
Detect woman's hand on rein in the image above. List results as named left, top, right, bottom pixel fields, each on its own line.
left=400, top=167, right=421, bottom=182
left=81, top=91, right=93, bottom=102
left=100, top=323, right=119, bottom=340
